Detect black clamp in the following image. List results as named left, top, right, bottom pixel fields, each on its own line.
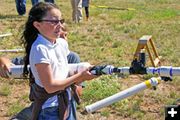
left=90, top=65, right=108, bottom=75
left=129, top=59, right=147, bottom=74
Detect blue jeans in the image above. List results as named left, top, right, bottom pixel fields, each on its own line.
left=15, top=0, right=26, bottom=15
left=10, top=103, right=33, bottom=120
left=38, top=106, right=59, bottom=120
left=31, top=0, right=40, bottom=6
left=38, top=98, right=76, bottom=120
left=31, top=0, right=54, bottom=5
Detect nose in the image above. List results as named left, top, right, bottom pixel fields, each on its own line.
left=56, top=22, right=64, bottom=28
left=56, top=21, right=62, bottom=25
left=56, top=19, right=64, bottom=26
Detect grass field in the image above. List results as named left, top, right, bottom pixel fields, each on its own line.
left=0, top=0, right=179, bottom=120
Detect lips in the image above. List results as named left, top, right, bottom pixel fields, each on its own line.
left=54, top=30, right=61, bottom=35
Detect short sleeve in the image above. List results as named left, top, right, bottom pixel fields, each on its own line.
left=30, top=45, right=50, bottom=65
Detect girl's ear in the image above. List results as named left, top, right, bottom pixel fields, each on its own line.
left=33, top=21, right=41, bottom=30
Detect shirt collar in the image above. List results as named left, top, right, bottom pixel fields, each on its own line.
left=37, top=34, right=59, bottom=48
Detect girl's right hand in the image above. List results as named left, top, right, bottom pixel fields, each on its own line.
left=77, top=66, right=98, bottom=83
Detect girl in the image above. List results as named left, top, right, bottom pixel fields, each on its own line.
left=22, top=2, right=97, bottom=120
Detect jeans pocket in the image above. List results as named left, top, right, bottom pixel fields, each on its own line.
left=39, top=106, right=59, bottom=120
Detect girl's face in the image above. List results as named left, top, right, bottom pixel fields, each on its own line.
left=34, top=8, right=64, bottom=42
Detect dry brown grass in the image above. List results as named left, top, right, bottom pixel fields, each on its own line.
left=0, top=0, right=179, bottom=120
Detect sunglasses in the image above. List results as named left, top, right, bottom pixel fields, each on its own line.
left=40, top=19, right=65, bottom=25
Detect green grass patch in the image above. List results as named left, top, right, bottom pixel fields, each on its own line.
left=147, top=9, right=178, bottom=20
left=7, top=101, right=24, bottom=116
left=0, top=83, right=11, bottom=96
left=82, top=75, right=121, bottom=104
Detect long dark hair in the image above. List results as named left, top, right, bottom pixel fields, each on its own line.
left=22, top=2, right=59, bottom=77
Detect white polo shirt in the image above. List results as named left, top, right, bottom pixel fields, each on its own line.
left=30, top=34, right=70, bottom=109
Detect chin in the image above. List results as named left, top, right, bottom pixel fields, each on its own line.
left=54, top=34, right=60, bottom=39
left=55, top=33, right=61, bottom=37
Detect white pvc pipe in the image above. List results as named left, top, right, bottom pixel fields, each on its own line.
left=8, top=62, right=91, bottom=78
left=0, top=33, right=12, bottom=38
left=0, top=49, right=24, bottom=53
left=8, top=65, right=26, bottom=78
left=7, top=65, right=180, bottom=78
left=85, top=77, right=160, bottom=113
left=146, top=66, right=180, bottom=77
left=118, top=67, right=130, bottom=74
left=117, top=66, right=180, bottom=76
left=171, top=67, right=180, bottom=76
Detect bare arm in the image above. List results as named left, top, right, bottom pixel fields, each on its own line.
left=35, top=63, right=96, bottom=93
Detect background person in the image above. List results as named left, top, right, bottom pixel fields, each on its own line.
left=15, top=0, right=26, bottom=16
left=31, top=0, right=55, bottom=6
left=82, top=0, right=90, bottom=21
left=70, top=0, right=83, bottom=23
